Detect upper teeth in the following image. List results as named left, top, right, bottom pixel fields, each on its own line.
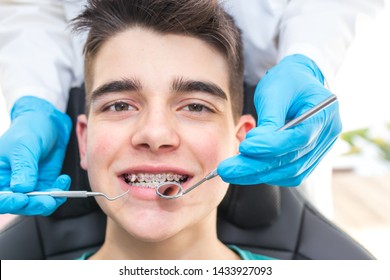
left=123, top=173, right=187, bottom=184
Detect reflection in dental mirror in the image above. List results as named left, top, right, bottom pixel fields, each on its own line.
left=156, top=181, right=184, bottom=199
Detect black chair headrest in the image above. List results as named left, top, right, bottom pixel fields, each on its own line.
left=218, top=184, right=280, bottom=228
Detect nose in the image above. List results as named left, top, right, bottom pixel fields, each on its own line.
left=131, top=107, right=180, bottom=153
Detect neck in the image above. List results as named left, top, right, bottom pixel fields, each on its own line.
left=90, top=213, right=239, bottom=260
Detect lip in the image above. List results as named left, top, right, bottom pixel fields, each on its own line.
left=117, top=165, right=195, bottom=201
left=118, top=165, right=194, bottom=177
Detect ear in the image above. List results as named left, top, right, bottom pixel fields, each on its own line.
left=76, top=114, right=88, bottom=171
left=235, top=114, right=256, bottom=143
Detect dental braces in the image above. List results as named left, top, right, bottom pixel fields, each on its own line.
left=124, top=173, right=186, bottom=183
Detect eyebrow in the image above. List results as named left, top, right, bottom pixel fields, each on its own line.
left=91, top=76, right=228, bottom=101
left=91, top=78, right=142, bottom=100
left=171, top=77, right=228, bottom=100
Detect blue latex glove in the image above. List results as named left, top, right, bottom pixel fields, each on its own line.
left=0, top=96, right=72, bottom=215
left=218, top=54, right=342, bottom=186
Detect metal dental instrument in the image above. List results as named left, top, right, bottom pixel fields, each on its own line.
left=276, top=94, right=338, bottom=131
left=156, top=169, right=218, bottom=199
left=0, top=190, right=129, bottom=201
left=156, top=94, right=338, bottom=199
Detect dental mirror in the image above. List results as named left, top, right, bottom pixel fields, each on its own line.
left=156, top=95, right=338, bottom=200
left=155, top=181, right=184, bottom=199
left=156, top=169, right=218, bottom=199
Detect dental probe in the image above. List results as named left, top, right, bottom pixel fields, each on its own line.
left=276, top=94, right=338, bottom=131
left=156, top=94, right=338, bottom=199
left=0, top=190, right=129, bottom=201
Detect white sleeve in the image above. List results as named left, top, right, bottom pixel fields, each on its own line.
left=278, top=0, right=385, bottom=84
left=0, top=0, right=85, bottom=112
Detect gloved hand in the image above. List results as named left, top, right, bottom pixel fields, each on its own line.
left=218, top=54, right=342, bottom=186
left=0, top=96, right=72, bottom=215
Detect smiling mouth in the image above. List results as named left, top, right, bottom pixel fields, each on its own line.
left=121, top=172, right=190, bottom=188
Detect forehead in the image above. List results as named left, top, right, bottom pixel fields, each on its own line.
left=90, top=27, right=231, bottom=99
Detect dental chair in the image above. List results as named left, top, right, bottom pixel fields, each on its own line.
left=0, top=86, right=375, bottom=260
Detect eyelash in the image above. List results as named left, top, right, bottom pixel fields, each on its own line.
left=182, top=103, right=214, bottom=113
left=103, top=101, right=137, bottom=112
left=101, top=101, right=215, bottom=114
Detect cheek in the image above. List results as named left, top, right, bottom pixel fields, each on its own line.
left=187, top=124, right=238, bottom=167
left=87, top=128, right=113, bottom=160
left=85, top=125, right=122, bottom=187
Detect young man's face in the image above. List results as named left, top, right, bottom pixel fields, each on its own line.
left=77, top=27, right=255, bottom=242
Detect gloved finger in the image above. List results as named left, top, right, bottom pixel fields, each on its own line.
left=0, top=161, right=11, bottom=189
left=217, top=154, right=273, bottom=185
left=218, top=128, right=338, bottom=186
left=13, top=195, right=58, bottom=216
left=35, top=174, right=71, bottom=191
left=258, top=138, right=338, bottom=187
left=51, top=174, right=71, bottom=191
left=9, top=142, right=40, bottom=192
left=37, top=144, right=71, bottom=183
left=12, top=175, right=71, bottom=216
left=240, top=120, right=322, bottom=157
left=254, top=83, right=291, bottom=129
left=45, top=174, right=71, bottom=213
left=247, top=89, right=334, bottom=157
left=38, top=174, right=71, bottom=215
left=0, top=193, right=29, bottom=214
left=283, top=84, right=332, bottom=120
left=217, top=149, right=310, bottom=185
left=49, top=175, right=71, bottom=214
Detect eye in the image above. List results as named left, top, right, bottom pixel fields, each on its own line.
left=106, top=101, right=136, bottom=112
left=183, top=103, right=213, bottom=113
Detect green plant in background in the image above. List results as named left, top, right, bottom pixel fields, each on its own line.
left=341, top=128, right=369, bottom=155
left=370, top=138, right=390, bottom=162
left=340, top=125, right=390, bottom=161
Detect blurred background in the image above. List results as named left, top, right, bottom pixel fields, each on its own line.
left=328, top=1, right=390, bottom=260
left=0, top=1, right=389, bottom=260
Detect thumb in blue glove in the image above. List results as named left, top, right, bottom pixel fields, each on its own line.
left=218, top=54, right=342, bottom=186
left=0, top=96, right=72, bottom=215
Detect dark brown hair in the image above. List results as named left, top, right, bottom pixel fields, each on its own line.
left=73, top=0, right=244, bottom=119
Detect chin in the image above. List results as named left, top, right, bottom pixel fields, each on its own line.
left=113, top=210, right=184, bottom=242
left=131, top=230, right=175, bottom=243
left=123, top=221, right=181, bottom=243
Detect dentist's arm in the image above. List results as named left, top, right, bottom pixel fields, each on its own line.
left=218, top=0, right=383, bottom=186
left=0, top=96, right=72, bottom=215
left=0, top=1, right=82, bottom=215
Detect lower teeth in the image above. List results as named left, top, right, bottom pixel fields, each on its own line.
left=130, top=182, right=160, bottom=188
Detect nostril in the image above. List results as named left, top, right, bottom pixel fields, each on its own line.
left=137, top=143, right=151, bottom=150
left=132, top=123, right=180, bottom=153
left=160, top=144, right=173, bottom=149
left=135, top=143, right=176, bottom=152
